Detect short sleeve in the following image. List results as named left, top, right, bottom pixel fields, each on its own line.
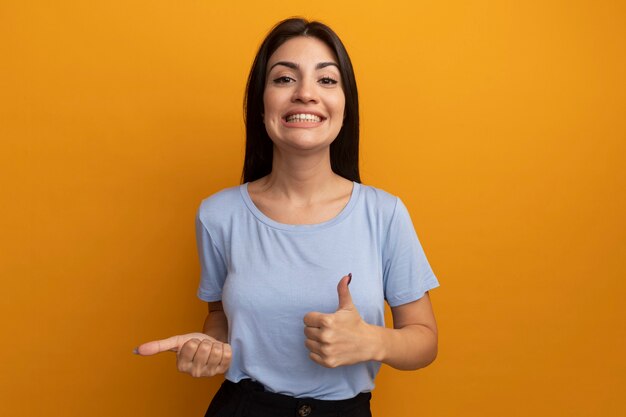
left=196, top=210, right=228, bottom=302
left=382, top=198, right=439, bottom=307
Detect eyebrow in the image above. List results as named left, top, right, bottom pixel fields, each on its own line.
left=268, top=61, right=340, bottom=72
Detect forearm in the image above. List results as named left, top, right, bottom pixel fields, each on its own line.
left=202, top=309, right=229, bottom=343
left=369, top=323, right=438, bottom=370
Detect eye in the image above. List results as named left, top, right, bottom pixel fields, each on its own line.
left=272, top=76, right=295, bottom=84
left=319, top=77, right=338, bottom=85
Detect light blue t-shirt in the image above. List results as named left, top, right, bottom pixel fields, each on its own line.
left=196, top=182, right=439, bottom=400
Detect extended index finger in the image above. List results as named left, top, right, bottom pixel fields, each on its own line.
left=136, top=335, right=182, bottom=356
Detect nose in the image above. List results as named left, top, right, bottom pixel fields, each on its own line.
left=292, top=78, right=318, bottom=103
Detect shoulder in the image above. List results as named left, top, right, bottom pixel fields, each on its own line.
left=197, top=185, right=244, bottom=224
left=356, top=184, right=420, bottom=239
left=358, top=183, right=401, bottom=216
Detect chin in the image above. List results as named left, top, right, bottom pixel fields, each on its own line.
left=271, top=134, right=338, bottom=153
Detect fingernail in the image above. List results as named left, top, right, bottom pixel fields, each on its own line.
left=348, top=273, right=352, bottom=285
left=132, top=347, right=139, bottom=355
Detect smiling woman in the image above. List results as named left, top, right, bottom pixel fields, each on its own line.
left=262, top=37, right=346, bottom=156
left=243, top=18, right=361, bottom=185
left=136, top=17, right=440, bottom=417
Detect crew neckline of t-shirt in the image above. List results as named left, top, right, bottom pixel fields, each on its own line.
left=240, top=181, right=361, bottom=231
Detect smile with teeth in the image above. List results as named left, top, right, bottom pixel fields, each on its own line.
left=285, top=113, right=323, bottom=123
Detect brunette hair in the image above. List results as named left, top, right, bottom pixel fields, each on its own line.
left=242, top=18, right=360, bottom=183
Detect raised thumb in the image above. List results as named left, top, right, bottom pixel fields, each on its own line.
left=336, top=273, right=354, bottom=310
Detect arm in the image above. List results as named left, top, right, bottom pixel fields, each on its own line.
left=370, top=292, right=438, bottom=370
left=203, top=301, right=229, bottom=343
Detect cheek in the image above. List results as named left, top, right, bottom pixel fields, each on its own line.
left=263, top=88, right=286, bottom=117
left=333, top=94, right=346, bottom=118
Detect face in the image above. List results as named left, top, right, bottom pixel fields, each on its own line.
left=263, top=36, right=346, bottom=153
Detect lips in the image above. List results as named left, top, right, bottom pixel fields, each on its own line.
left=285, top=113, right=322, bottom=123
left=282, top=111, right=326, bottom=124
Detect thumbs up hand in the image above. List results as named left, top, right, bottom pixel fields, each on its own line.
left=303, top=274, right=377, bottom=368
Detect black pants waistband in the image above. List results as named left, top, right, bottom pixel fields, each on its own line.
left=205, top=379, right=372, bottom=417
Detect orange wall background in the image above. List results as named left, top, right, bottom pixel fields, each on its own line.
left=1, top=1, right=624, bottom=416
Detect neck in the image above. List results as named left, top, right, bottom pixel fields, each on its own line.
left=261, top=147, right=343, bottom=204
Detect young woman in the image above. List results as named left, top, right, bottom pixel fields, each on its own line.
left=136, top=18, right=439, bottom=417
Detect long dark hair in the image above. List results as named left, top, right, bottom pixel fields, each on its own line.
left=242, top=18, right=360, bottom=183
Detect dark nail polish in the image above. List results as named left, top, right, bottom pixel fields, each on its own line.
left=348, top=273, right=352, bottom=285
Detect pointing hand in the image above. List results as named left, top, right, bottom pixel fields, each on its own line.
left=135, top=332, right=232, bottom=377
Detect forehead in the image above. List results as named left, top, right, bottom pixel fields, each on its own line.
left=267, top=36, right=339, bottom=69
